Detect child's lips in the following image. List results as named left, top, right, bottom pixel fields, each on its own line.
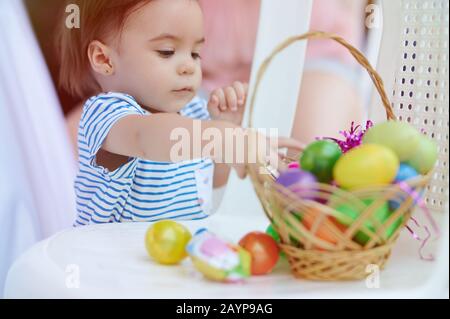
left=172, top=87, right=194, bottom=94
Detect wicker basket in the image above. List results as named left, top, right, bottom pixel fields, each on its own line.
left=246, top=31, right=431, bottom=281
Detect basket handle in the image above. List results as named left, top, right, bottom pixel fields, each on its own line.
left=247, top=31, right=396, bottom=129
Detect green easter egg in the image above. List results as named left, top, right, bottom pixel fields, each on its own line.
left=300, top=140, right=342, bottom=183
left=406, top=135, right=438, bottom=174
left=271, top=204, right=301, bottom=248
left=363, top=121, right=421, bottom=161
left=265, top=224, right=286, bottom=258
left=278, top=214, right=302, bottom=247
left=354, top=214, right=403, bottom=245
left=334, top=199, right=403, bottom=245
left=266, top=224, right=280, bottom=242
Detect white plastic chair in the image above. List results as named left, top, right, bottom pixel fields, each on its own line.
left=369, top=0, right=449, bottom=216
left=0, top=0, right=76, bottom=296
left=368, top=0, right=449, bottom=295
left=214, top=0, right=313, bottom=221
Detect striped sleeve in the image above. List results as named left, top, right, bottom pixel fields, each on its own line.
left=180, top=96, right=211, bottom=120
left=80, top=96, right=143, bottom=159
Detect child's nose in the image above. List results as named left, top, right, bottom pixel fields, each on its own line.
left=177, top=59, right=196, bottom=75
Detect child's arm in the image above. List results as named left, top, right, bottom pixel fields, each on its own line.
left=213, top=163, right=232, bottom=188
left=102, top=112, right=248, bottom=177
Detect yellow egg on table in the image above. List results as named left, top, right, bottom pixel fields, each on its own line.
left=333, top=144, right=399, bottom=189
left=145, top=220, right=192, bottom=265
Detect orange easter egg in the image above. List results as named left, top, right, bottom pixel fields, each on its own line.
left=298, top=209, right=346, bottom=247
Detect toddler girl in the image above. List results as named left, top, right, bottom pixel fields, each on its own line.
left=56, top=0, right=297, bottom=226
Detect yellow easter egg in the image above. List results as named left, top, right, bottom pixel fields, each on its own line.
left=333, top=144, right=399, bottom=189
left=145, top=220, right=192, bottom=265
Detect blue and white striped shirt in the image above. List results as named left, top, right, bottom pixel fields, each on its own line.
left=74, top=92, right=214, bottom=226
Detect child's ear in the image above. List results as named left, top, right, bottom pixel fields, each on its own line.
left=87, top=40, right=115, bottom=76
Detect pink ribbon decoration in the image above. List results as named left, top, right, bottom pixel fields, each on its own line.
left=287, top=162, right=300, bottom=169
left=320, top=120, right=373, bottom=153
left=398, top=181, right=440, bottom=261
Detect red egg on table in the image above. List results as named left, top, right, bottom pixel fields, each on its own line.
left=239, top=232, right=280, bottom=275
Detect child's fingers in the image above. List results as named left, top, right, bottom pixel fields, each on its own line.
left=243, top=82, right=249, bottom=93
left=232, top=81, right=246, bottom=106
left=265, top=147, right=282, bottom=171
left=211, top=89, right=226, bottom=111
left=268, top=137, right=306, bottom=171
left=207, top=94, right=219, bottom=109
left=273, top=136, right=306, bottom=151
left=225, top=87, right=238, bottom=111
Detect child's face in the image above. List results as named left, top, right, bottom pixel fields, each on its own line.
left=110, top=0, right=204, bottom=112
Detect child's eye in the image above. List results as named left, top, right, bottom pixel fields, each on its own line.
left=156, top=50, right=175, bottom=58
left=192, top=52, right=201, bottom=60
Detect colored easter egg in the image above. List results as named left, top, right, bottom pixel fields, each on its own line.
left=190, top=256, right=228, bottom=282
left=270, top=202, right=301, bottom=247
left=265, top=224, right=286, bottom=258
left=190, top=247, right=251, bottom=282
left=300, top=140, right=342, bottom=183
left=406, top=135, right=438, bottom=174
left=239, top=232, right=280, bottom=275
left=333, top=144, right=400, bottom=189
left=362, top=121, right=422, bottom=161
left=145, top=220, right=192, bottom=265
left=187, top=230, right=251, bottom=282
left=334, top=199, right=403, bottom=245
left=395, top=163, right=419, bottom=182
left=265, top=224, right=280, bottom=242
left=294, top=209, right=347, bottom=247
left=275, top=168, right=317, bottom=199
left=390, top=163, right=421, bottom=210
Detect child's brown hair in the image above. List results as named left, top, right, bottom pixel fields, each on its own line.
left=56, top=0, right=151, bottom=99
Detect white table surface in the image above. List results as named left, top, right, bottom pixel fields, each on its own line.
left=4, top=207, right=449, bottom=299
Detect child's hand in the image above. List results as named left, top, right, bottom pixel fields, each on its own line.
left=207, top=81, right=248, bottom=125
left=231, top=131, right=305, bottom=179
